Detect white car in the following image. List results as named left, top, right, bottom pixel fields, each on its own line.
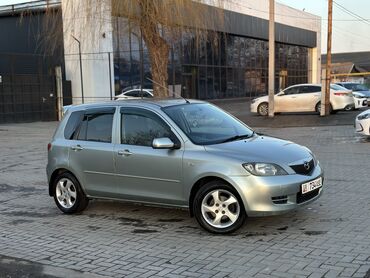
left=352, top=92, right=368, bottom=109
left=250, top=84, right=355, bottom=116
left=115, top=89, right=153, bottom=100
left=355, top=109, right=370, bottom=136
left=332, top=84, right=367, bottom=110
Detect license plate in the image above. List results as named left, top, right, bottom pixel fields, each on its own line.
left=301, top=177, right=322, bottom=194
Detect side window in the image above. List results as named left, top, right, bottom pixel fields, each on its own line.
left=76, top=113, right=114, bottom=143
left=306, top=86, right=321, bottom=93
left=64, top=111, right=84, bottom=139
left=121, top=110, right=173, bottom=147
left=284, top=87, right=299, bottom=95
left=124, top=90, right=140, bottom=97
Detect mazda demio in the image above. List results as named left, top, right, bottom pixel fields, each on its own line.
left=47, top=99, right=323, bottom=234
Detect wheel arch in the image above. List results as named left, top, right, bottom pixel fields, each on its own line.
left=188, top=176, right=246, bottom=217
left=49, top=168, right=84, bottom=196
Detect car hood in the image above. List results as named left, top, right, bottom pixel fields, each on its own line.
left=205, top=135, right=312, bottom=165
left=357, top=109, right=370, bottom=118
left=353, top=90, right=370, bottom=97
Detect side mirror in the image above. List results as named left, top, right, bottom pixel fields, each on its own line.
left=152, top=137, right=175, bottom=149
left=277, top=92, right=284, bottom=96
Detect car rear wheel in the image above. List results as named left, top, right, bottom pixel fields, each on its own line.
left=193, top=181, right=246, bottom=234
left=53, top=172, right=89, bottom=214
left=316, top=102, right=333, bottom=114
left=257, top=102, right=269, bottom=116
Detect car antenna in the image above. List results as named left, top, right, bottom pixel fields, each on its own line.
left=146, top=77, right=190, bottom=104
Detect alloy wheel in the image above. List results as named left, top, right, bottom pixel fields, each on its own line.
left=201, top=189, right=240, bottom=229
left=56, top=178, right=77, bottom=209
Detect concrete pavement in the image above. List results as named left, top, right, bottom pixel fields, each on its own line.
left=0, top=121, right=369, bottom=277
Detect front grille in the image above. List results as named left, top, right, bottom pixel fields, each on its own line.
left=272, top=195, right=288, bottom=204
left=296, top=188, right=320, bottom=204
left=290, top=159, right=315, bottom=175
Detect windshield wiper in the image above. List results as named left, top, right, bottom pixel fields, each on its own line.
left=220, top=133, right=254, bottom=143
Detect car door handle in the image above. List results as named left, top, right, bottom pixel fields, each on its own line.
left=290, top=96, right=297, bottom=98
left=118, top=149, right=133, bottom=156
left=71, top=145, right=83, bottom=151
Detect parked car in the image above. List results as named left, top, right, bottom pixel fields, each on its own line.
left=115, top=89, right=153, bottom=100
left=355, top=109, right=370, bottom=136
left=251, top=84, right=354, bottom=116
left=332, top=84, right=367, bottom=110
left=336, top=82, right=370, bottom=105
left=47, top=99, right=323, bottom=234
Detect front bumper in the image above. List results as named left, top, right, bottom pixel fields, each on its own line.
left=230, top=164, right=323, bottom=217
left=354, top=97, right=368, bottom=109
left=355, top=119, right=370, bottom=136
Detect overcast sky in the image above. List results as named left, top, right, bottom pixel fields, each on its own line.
left=1, top=0, right=370, bottom=54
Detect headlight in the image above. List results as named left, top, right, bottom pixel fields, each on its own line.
left=358, top=113, right=370, bottom=120
left=251, top=99, right=256, bottom=104
left=243, top=163, right=287, bottom=176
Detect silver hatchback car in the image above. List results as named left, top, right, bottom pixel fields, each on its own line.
left=47, top=99, right=323, bottom=234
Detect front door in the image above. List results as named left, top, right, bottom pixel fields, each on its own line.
left=114, top=107, right=185, bottom=205
left=275, top=86, right=302, bottom=112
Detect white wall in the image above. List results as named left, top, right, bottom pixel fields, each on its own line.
left=62, top=0, right=114, bottom=104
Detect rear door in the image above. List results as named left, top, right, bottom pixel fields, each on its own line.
left=114, top=107, right=185, bottom=205
left=296, top=85, right=321, bottom=111
left=68, top=107, right=116, bottom=197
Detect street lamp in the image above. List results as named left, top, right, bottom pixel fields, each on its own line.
left=71, top=34, right=84, bottom=104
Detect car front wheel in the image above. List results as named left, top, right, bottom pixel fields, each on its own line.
left=257, top=102, right=269, bottom=116
left=53, top=172, right=89, bottom=214
left=193, top=181, right=246, bottom=234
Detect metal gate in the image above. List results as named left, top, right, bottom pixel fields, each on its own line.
left=0, top=74, right=57, bottom=123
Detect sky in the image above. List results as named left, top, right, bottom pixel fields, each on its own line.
left=277, top=0, right=370, bottom=53
left=1, top=0, right=370, bottom=54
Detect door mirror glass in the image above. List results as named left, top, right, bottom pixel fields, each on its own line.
left=152, top=137, right=175, bottom=149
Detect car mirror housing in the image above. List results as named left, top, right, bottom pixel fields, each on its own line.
left=152, top=137, right=176, bottom=149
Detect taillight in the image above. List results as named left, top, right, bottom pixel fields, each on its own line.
left=47, top=143, right=52, bottom=151
left=334, top=92, right=348, bottom=96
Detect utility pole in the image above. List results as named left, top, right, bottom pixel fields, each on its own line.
left=268, top=0, right=275, bottom=117
left=322, top=0, right=333, bottom=116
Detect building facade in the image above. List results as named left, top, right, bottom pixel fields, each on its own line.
left=62, top=0, right=321, bottom=104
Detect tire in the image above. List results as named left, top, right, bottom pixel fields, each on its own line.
left=257, top=102, right=268, bottom=116
left=53, top=172, right=89, bottom=214
left=316, top=102, right=333, bottom=114
left=193, top=180, right=246, bottom=234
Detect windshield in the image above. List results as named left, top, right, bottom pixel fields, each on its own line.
left=163, top=103, right=254, bottom=145
left=340, top=83, right=368, bottom=91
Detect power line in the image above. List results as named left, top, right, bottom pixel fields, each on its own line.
left=229, top=0, right=370, bottom=23
left=333, top=1, right=370, bottom=26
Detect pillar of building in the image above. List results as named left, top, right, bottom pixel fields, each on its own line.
left=61, top=0, right=115, bottom=104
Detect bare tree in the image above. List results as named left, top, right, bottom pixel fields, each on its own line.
left=58, top=0, right=225, bottom=98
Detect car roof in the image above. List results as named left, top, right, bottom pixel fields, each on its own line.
left=66, top=98, right=205, bottom=112
left=288, top=83, right=322, bottom=88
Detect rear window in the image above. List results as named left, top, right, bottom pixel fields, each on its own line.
left=64, top=111, right=84, bottom=140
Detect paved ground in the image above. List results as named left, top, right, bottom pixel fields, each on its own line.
left=0, top=120, right=370, bottom=278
